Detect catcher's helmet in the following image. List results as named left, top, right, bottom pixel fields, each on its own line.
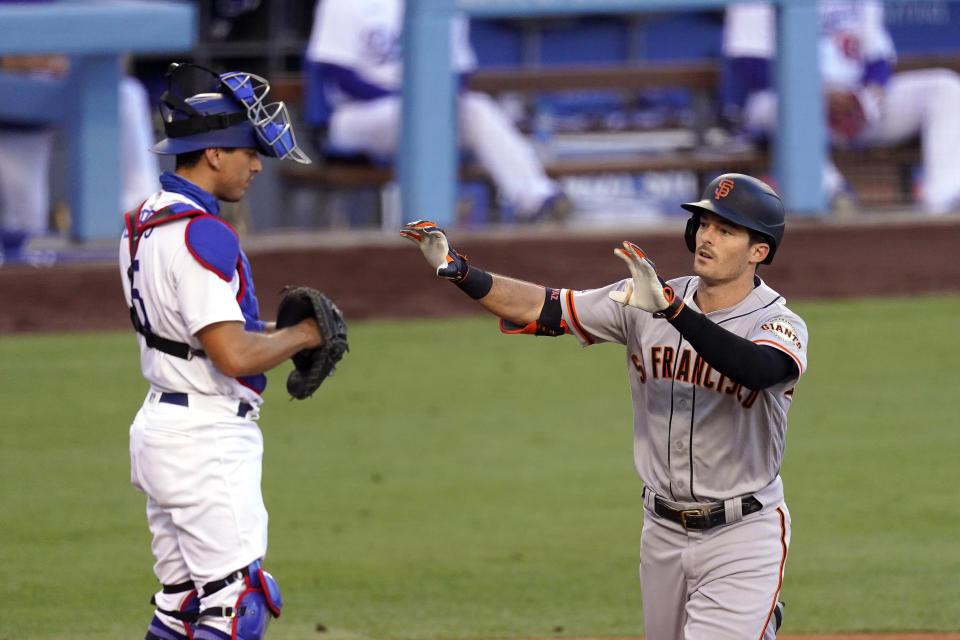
left=680, top=173, right=784, bottom=265
left=150, top=63, right=310, bottom=164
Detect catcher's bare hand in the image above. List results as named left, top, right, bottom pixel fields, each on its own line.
left=608, top=242, right=680, bottom=316
left=400, top=220, right=469, bottom=280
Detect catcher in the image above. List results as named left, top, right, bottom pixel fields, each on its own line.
left=120, top=63, right=346, bottom=640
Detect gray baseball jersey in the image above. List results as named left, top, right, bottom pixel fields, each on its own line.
left=560, top=275, right=808, bottom=504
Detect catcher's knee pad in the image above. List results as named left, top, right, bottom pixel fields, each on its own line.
left=195, top=560, right=282, bottom=640
left=147, top=581, right=200, bottom=640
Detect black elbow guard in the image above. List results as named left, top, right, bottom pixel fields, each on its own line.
left=500, top=288, right=567, bottom=337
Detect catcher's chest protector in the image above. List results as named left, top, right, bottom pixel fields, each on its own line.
left=125, top=205, right=208, bottom=360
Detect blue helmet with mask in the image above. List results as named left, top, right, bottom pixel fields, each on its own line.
left=150, top=62, right=311, bottom=164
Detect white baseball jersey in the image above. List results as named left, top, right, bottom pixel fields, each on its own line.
left=818, top=1, right=896, bottom=89
left=724, top=1, right=960, bottom=214
left=119, top=172, right=266, bottom=407
left=560, top=276, right=808, bottom=503
left=725, top=1, right=895, bottom=90
left=1, top=74, right=158, bottom=247
left=305, top=0, right=476, bottom=94
left=304, top=0, right=562, bottom=218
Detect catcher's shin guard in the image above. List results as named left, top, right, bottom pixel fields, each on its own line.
left=194, top=560, right=282, bottom=640
left=146, top=581, right=200, bottom=640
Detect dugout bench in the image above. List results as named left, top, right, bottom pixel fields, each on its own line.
left=271, top=53, right=957, bottom=228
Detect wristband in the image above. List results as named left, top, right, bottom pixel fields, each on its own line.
left=659, top=299, right=686, bottom=322
left=454, top=265, right=493, bottom=299
left=653, top=284, right=684, bottom=321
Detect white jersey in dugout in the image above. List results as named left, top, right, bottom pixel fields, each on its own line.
left=305, top=0, right=476, bottom=93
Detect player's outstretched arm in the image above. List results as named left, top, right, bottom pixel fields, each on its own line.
left=477, top=274, right=545, bottom=326
left=400, top=220, right=544, bottom=326
left=196, top=319, right=322, bottom=377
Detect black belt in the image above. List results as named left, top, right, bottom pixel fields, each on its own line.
left=159, top=392, right=254, bottom=418
left=653, top=495, right=762, bottom=531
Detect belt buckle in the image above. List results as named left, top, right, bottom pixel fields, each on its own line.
left=680, top=507, right=706, bottom=530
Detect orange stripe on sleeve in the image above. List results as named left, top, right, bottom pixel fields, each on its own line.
left=565, top=289, right=594, bottom=345
left=753, top=339, right=804, bottom=375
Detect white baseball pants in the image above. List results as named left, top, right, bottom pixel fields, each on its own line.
left=744, top=69, right=960, bottom=214
left=119, top=75, right=160, bottom=212
left=639, top=503, right=790, bottom=640
left=129, top=391, right=268, bottom=587
left=327, top=91, right=559, bottom=218
left=0, top=128, right=54, bottom=236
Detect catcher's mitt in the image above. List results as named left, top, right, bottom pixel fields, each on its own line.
left=276, top=286, right=349, bottom=400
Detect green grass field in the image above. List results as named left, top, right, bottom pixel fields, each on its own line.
left=2, top=295, right=959, bottom=640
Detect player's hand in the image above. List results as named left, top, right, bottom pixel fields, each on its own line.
left=826, top=89, right=867, bottom=143
left=608, top=242, right=682, bottom=317
left=400, top=220, right=469, bottom=281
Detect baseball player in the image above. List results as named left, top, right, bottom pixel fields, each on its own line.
left=401, top=173, right=806, bottom=639
left=303, top=0, right=571, bottom=222
left=120, top=62, right=321, bottom=640
left=0, top=54, right=65, bottom=265
left=723, top=1, right=960, bottom=215
left=0, top=52, right=159, bottom=264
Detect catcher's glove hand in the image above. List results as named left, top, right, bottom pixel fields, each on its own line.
left=608, top=242, right=684, bottom=319
left=399, top=220, right=470, bottom=281
left=275, top=286, right=349, bottom=400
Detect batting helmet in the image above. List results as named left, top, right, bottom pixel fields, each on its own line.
left=680, top=173, right=784, bottom=265
left=150, top=63, right=311, bottom=164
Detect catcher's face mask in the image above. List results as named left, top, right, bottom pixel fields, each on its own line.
left=151, top=62, right=311, bottom=164
left=220, top=71, right=311, bottom=164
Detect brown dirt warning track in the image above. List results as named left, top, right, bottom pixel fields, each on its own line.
left=1, top=215, right=959, bottom=335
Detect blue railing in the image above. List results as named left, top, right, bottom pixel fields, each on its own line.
left=0, top=0, right=195, bottom=242
left=401, top=0, right=958, bottom=226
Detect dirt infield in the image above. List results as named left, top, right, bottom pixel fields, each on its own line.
left=2, top=216, right=960, bottom=335
left=543, top=631, right=960, bottom=640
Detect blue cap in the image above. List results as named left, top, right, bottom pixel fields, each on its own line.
left=151, top=66, right=311, bottom=164
left=150, top=93, right=260, bottom=155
